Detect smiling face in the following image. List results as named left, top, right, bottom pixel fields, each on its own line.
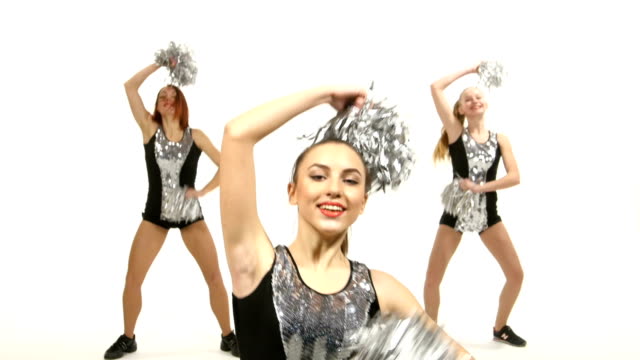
left=288, top=141, right=369, bottom=238
left=457, top=87, right=488, bottom=118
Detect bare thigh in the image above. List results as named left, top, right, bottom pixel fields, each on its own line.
left=426, top=225, right=463, bottom=286
left=479, top=222, right=523, bottom=281
left=180, top=220, right=223, bottom=282
left=125, top=220, right=169, bottom=285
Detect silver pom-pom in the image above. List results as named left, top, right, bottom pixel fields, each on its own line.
left=440, top=178, right=477, bottom=218
left=477, top=61, right=505, bottom=89
left=154, top=41, right=198, bottom=87
left=300, top=90, right=415, bottom=193
left=347, top=313, right=473, bottom=360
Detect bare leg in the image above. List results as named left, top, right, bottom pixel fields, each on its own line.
left=181, top=220, right=233, bottom=335
left=123, top=220, right=169, bottom=337
left=423, top=225, right=462, bottom=323
left=479, top=222, right=524, bottom=330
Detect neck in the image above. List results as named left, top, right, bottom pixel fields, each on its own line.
left=290, top=223, right=348, bottom=271
left=161, top=118, right=183, bottom=138
left=466, top=116, right=486, bottom=133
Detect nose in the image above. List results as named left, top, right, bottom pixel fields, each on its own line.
left=326, top=177, right=342, bottom=198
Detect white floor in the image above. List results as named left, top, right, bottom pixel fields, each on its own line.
left=3, top=313, right=639, bottom=360
left=3, top=225, right=639, bottom=360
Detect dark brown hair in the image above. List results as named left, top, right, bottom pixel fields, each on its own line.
left=152, top=85, right=189, bottom=129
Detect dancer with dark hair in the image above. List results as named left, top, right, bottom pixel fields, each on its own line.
left=103, top=62, right=238, bottom=359
left=220, top=86, right=473, bottom=359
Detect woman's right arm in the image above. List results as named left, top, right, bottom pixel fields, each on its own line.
left=430, top=65, right=478, bottom=141
left=124, top=64, right=161, bottom=140
left=220, top=86, right=367, bottom=297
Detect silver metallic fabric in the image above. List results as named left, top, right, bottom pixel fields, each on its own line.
left=154, top=41, right=198, bottom=86
left=348, top=313, right=473, bottom=360
left=300, top=91, right=415, bottom=194
left=272, top=246, right=377, bottom=360
left=477, top=61, right=505, bottom=89
left=154, top=127, right=202, bottom=222
left=441, top=129, right=499, bottom=232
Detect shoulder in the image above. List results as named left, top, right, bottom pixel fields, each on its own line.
left=496, top=132, right=510, bottom=145
left=143, top=123, right=160, bottom=144
left=190, top=128, right=211, bottom=146
left=190, top=127, right=205, bottom=139
left=369, top=269, right=409, bottom=296
left=370, top=269, right=422, bottom=317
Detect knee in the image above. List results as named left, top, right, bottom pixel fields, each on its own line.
left=124, top=272, right=144, bottom=290
left=507, top=267, right=524, bottom=285
left=204, top=271, right=225, bottom=289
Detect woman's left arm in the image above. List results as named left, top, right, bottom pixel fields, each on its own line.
left=190, top=128, right=221, bottom=197
left=371, top=270, right=474, bottom=357
left=371, top=270, right=421, bottom=317
left=463, top=133, right=520, bottom=193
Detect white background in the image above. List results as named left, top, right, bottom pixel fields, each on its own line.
left=1, top=1, right=639, bottom=359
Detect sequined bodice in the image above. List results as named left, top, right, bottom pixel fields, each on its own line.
left=272, top=246, right=377, bottom=360
left=442, top=128, right=501, bottom=232
left=153, top=126, right=201, bottom=222
left=461, top=129, right=499, bottom=184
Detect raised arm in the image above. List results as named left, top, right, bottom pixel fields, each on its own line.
left=431, top=65, right=478, bottom=142
left=124, top=64, right=161, bottom=141
left=220, top=86, right=367, bottom=296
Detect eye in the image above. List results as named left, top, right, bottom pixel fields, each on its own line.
left=310, top=175, right=325, bottom=181
left=344, top=178, right=360, bottom=185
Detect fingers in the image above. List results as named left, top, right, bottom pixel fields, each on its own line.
left=353, top=93, right=367, bottom=108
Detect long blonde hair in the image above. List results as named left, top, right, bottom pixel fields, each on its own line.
left=433, top=100, right=466, bottom=162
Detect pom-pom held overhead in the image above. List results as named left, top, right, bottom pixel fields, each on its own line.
left=154, top=41, right=198, bottom=87
left=347, top=313, right=473, bottom=359
left=477, top=61, right=506, bottom=89
left=300, top=85, right=415, bottom=193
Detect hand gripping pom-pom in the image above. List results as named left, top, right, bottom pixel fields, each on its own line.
left=477, top=61, right=506, bottom=89
left=300, top=88, right=415, bottom=193
left=154, top=41, right=198, bottom=87
left=441, top=177, right=479, bottom=218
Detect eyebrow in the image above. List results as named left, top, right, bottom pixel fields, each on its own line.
left=307, top=163, right=362, bottom=176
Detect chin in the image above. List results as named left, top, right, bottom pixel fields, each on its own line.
left=313, top=222, right=350, bottom=238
